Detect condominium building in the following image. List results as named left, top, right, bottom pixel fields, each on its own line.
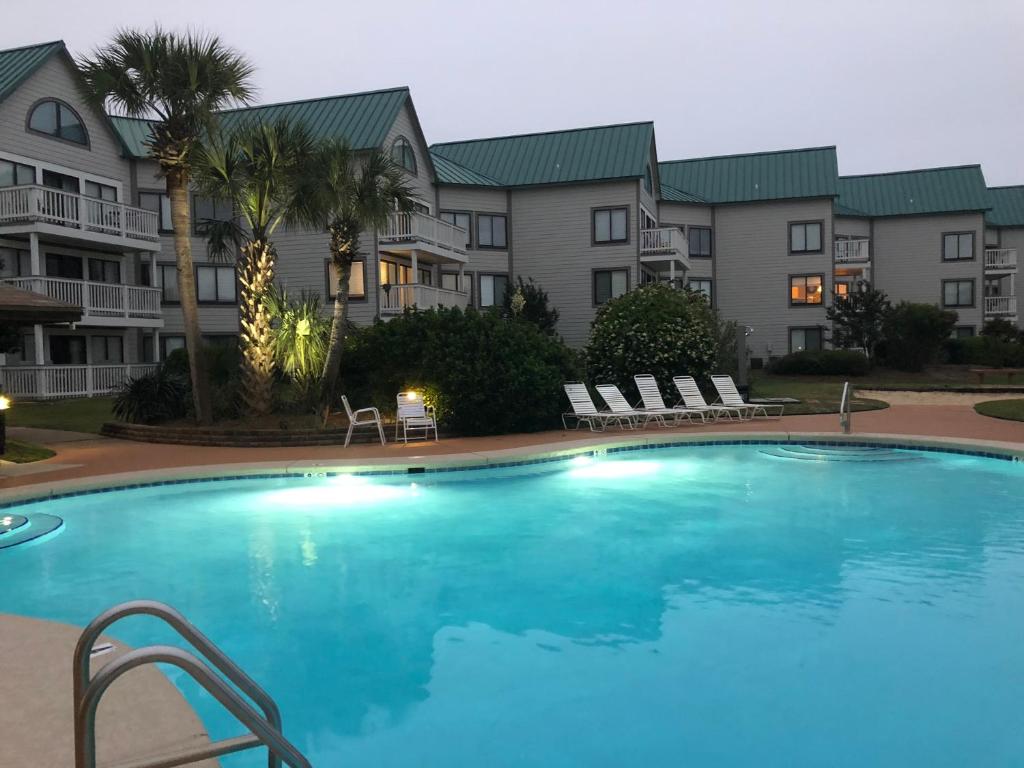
left=0, top=40, right=1018, bottom=396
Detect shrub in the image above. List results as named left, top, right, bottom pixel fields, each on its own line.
left=878, top=302, right=958, bottom=371
left=825, top=284, right=891, bottom=358
left=585, top=283, right=717, bottom=400
left=769, top=350, right=871, bottom=376
left=981, top=318, right=1023, bottom=344
left=945, top=335, right=1024, bottom=367
left=143, top=343, right=242, bottom=421
left=502, top=277, right=560, bottom=336
left=113, top=367, right=190, bottom=424
left=340, top=307, right=581, bottom=436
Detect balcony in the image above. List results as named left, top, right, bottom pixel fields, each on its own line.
left=640, top=227, right=691, bottom=275
left=984, top=248, right=1017, bottom=272
left=0, top=277, right=163, bottom=328
left=834, top=240, right=870, bottom=263
left=0, top=185, right=161, bottom=251
left=378, top=212, right=468, bottom=263
left=984, top=296, right=1017, bottom=317
left=379, top=283, right=470, bottom=316
left=0, top=363, right=156, bottom=399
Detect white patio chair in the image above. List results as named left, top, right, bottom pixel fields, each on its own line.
left=340, top=395, right=386, bottom=447
left=710, top=374, right=784, bottom=419
left=562, top=382, right=635, bottom=432
left=395, top=391, right=439, bottom=443
left=673, top=375, right=748, bottom=421
left=594, top=384, right=661, bottom=428
left=634, top=374, right=706, bottom=424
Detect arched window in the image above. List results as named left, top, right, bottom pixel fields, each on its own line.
left=28, top=99, right=88, bottom=145
left=391, top=137, right=417, bottom=174
left=644, top=164, right=653, bottom=194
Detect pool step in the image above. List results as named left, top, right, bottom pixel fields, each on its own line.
left=0, top=513, right=64, bottom=550
left=759, top=445, right=920, bottom=463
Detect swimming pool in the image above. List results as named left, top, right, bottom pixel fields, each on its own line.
left=3, top=442, right=1024, bottom=767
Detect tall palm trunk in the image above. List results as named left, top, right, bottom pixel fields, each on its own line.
left=320, top=227, right=358, bottom=416
left=167, top=172, right=212, bottom=424
left=237, top=239, right=276, bottom=415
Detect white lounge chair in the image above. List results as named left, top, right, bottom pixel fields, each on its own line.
left=562, top=382, right=635, bottom=432
left=710, top=374, right=785, bottom=419
left=672, top=375, right=748, bottom=421
left=594, top=384, right=664, bottom=428
left=340, top=395, right=386, bottom=447
left=634, top=374, right=706, bottom=424
left=395, top=391, right=439, bottom=443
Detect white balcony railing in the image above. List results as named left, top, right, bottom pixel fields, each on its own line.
left=0, top=364, right=157, bottom=399
left=0, top=277, right=162, bottom=321
left=984, top=296, right=1018, bottom=316
left=834, top=239, right=870, bottom=263
left=0, top=185, right=159, bottom=242
left=379, top=283, right=470, bottom=315
left=984, top=248, right=1018, bottom=271
left=379, top=212, right=468, bottom=256
left=640, top=227, right=686, bottom=256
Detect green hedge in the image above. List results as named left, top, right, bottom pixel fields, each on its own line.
left=945, top=336, right=1024, bottom=367
left=768, top=350, right=871, bottom=376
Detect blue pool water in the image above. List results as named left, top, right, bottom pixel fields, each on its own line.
left=3, top=444, right=1024, bottom=767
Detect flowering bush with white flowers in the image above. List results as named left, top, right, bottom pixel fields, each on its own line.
left=585, top=283, right=718, bottom=400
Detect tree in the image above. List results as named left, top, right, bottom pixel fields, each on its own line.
left=981, top=317, right=1022, bottom=344
left=503, top=277, right=560, bottom=335
left=880, top=302, right=958, bottom=372
left=826, top=283, right=891, bottom=359
left=195, top=119, right=316, bottom=415
left=77, top=28, right=254, bottom=424
left=297, top=140, right=415, bottom=415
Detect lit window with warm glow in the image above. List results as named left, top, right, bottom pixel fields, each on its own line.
left=790, top=275, right=823, bottom=305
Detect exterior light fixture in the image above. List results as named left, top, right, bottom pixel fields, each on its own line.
left=0, top=394, right=9, bottom=456
left=405, top=390, right=418, bottom=401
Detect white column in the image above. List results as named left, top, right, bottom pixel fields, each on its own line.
left=33, top=324, right=44, bottom=365
left=150, top=252, right=159, bottom=287
left=29, top=232, right=40, bottom=276
left=669, top=260, right=676, bottom=285
left=458, top=263, right=465, bottom=293
left=410, top=251, right=418, bottom=282
left=153, top=330, right=161, bottom=363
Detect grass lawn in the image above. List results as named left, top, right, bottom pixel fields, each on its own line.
left=6, top=397, right=115, bottom=435
left=1, top=439, right=56, bottom=463
left=974, top=399, right=1024, bottom=422
left=749, top=372, right=888, bottom=415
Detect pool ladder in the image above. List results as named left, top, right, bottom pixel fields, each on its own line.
left=839, top=381, right=853, bottom=434
left=73, top=599, right=312, bottom=768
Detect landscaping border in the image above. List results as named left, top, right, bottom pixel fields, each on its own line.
left=101, top=422, right=363, bottom=447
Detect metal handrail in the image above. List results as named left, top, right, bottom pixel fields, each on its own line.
left=73, top=600, right=309, bottom=768
left=839, top=381, right=852, bottom=434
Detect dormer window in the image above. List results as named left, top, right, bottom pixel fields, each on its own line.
left=391, top=137, right=416, bottom=174
left=28, top=99, right=88, bottom=145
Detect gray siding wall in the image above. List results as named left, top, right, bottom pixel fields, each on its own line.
left=872, top=213, right=985, bottom=331
left=834, top=216, right=871, bottom=238
left=510, top=180, right=638, bottom=347
left=714, top=198, right=834, bottom=360
left=383, top=102, right=434, bottom=209
left=438, top=186, right=509, bottom=290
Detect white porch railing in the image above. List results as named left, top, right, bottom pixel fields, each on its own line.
left=0, top=364, right=157, bottom=399
left=984, top=296, right=1018, bottom=316
left=379, top=211, right=468, bottom=255
left=379, top=283, right=470, bottom=314
left=0, top=185, right=159, bottom=241
left=834, top=240, right=870, bottom=263
left=0, top=277, right=162, bottom=320
left=640, top=227, right=686, bottom=255
left=984, top=248, right=1018, bottom=271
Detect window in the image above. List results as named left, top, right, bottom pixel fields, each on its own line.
left=640, top=207, right=657, bottom=230
left=196, top=265, right=236, bottom=303
left=594, top=269, right=629, bottom=305
left=688, top=227, right=712, bottom=258
left=42, top=169, right=79, bottom=193
left=83, top=181, right=117, bottom=201
left=440, top=211, right=472, bottom=248
left=28, top=100, right=87, bottom=145
left=139, top=192, right=173, bottom=233
left=643, top=165, right=653, bottom=194
left=942, top=279, right=974, bottom=308
left=419, top=267, right=432, bottom=286
left=90, top=335, right=124, bottom=364
left=479, top=274, right=508, bottom=307
left=441, top=272, right=468, bottom=294
left=943, top=232, right=974, bottom=261
left=477, top=214, right=507, bottom=249
left=834, top=281, right=851, bottom=300
left=391, top=137, right=417, bottom=173
left=0, top=159, right=35, bottom=187
left=790, top=222, right=823, bottom=253
left=687, top=279, right=712, bottom=302
left=141, top=334, right=154, bottom=364
left=46, top=253, right=83, bottom=279
left=954, top=326, right=975, bottom=339
left=326, top=259, right=365, bottom=299
left=380, top=261, right=411, bottom=286
left=162, top=335, right=186, bottom=359
left=139, top=261, right=152, bottom=287
left=49, top=335, right=86, bottom=365
left=159, top=264, right=179, bottom=303
left=88, top=258, right=120, bottom=284
left=790, top=327, right=824, bottom=353
left=790, top=274, right=824, bottom=305
left=8, top=333, right=35, bottom=364
left=0, top=248, right=31, bottom=277
left=192, top=196, right=233, bottom=235
left=593, top=207, right=628, bottom=244
left=984, top=277, right=1004, bottom=297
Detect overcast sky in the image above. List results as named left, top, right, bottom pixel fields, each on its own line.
left=5, top=0, right=1023, bottom=183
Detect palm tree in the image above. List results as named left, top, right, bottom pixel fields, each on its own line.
left=300, top=140, right=415, bottom=414
left=195, top=119, right=316, bottom=416
left=77, top=28, right=255, bottom=424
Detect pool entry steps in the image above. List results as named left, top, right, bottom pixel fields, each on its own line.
left=0, top=512, right=63, bottom=549
left=759, top=445, right=923, bottom=463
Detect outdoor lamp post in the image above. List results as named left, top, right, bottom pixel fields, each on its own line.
left=0, top=395, right=10, bottom=455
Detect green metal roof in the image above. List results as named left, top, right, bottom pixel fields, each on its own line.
left=986, top=185, right=1024, bottom=227
left=430, top=122, right=654, bottom=187
left=836, top=165, right=990, bottom=218
left=0, top=40, right=65, bottom=103
left=110, top=87, right=410, bottom=159
left=430, top=152, right=502, bottom=187
left=660, top=182, right=706, bottom=204
left=658, top=146, right=838, bottom=204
